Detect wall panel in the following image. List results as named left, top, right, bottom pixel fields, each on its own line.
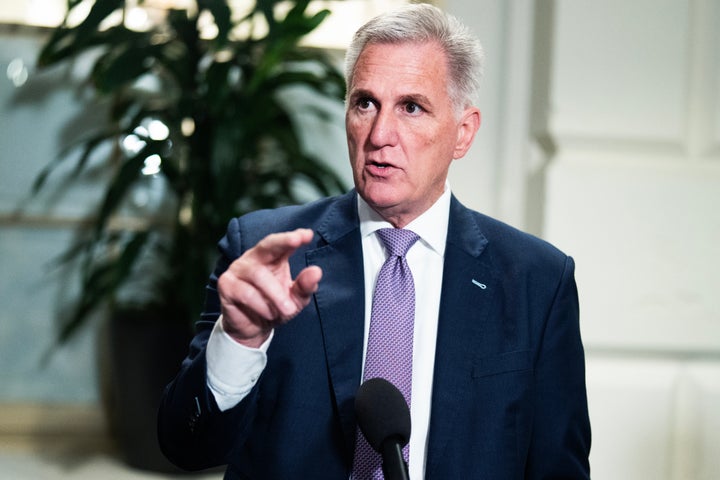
left=550, top=0, right=690, bottom=146
left=545, top=157, right=720, bottom=351
left=543, top=1, right=720, bottom=477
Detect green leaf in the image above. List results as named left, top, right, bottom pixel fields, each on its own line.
left=93, top=141, right=165, bottom=239
left=92, top=43, right=158, bottom=93
left=56, top=230, right=151, bottom=344
left=32, top=130, right=116, bottom=194
left=38, top=0, right=125, bottom=66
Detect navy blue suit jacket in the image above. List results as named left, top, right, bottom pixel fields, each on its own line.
left=158, top=190, right=591, bottom=479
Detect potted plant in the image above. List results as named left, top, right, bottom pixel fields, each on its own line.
left=31, top=0, right=346, bottom=471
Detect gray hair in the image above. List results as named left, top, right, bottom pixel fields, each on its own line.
left=344, top=3, right=485, bottom=112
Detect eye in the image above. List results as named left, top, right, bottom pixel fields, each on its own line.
left=356, top=97, right=377, bottom=112
left=403, top=102, right=424, bottom=115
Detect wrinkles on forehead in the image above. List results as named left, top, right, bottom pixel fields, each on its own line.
left=347, top=40, right=457, bottom=113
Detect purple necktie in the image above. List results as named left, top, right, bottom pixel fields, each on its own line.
left=352, top=228, right=420, bottom=479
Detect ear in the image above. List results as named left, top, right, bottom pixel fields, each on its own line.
left=453, top=107, right=481, bottom=159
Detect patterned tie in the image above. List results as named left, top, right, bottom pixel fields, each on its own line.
left=352, top=228, right=420, bottom=479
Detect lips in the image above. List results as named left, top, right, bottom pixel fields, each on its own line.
left=366, top=160, right=396, bottom=176
left=367, top=156, right=396, bottom=168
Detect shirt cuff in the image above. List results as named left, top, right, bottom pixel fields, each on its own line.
left=206, top=316, right=273, bottom=412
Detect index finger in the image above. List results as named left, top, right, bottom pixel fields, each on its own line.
left=251, top=228, right=315, bottom=264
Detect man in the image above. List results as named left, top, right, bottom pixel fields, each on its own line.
left=158, top=4, right=591, bottom=479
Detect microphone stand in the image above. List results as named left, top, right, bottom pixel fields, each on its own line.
left=381, top=439, right=410, bottom=480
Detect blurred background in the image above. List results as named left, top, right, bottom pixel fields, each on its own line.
left=1, top=0, right=718, bottom=478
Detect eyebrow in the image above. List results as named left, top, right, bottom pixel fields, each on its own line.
left=398, top=93, right=432, bottom=108
left=348, top=89, right=433, bottom=110
left=347, top=88, right=374, bottom=102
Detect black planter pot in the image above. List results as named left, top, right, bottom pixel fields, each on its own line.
left=100, top=308, right=193, bottom=473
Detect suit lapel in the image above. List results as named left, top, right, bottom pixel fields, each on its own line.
left=425, top=197, right=497, bottom=477
left=302, top=193, right=498, bottom=470
left=305, top=191, right=365, bottom=460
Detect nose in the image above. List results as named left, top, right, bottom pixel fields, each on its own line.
left=368, top=108, right=398, bottom=148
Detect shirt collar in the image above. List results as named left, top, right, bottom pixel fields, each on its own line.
left=357, top=185, right=451, bottom=257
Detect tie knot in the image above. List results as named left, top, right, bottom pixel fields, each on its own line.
left=376, top=228, right=420, bottom=257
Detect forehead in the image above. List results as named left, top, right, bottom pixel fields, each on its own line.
left=350, top=41, right=450, bottom=96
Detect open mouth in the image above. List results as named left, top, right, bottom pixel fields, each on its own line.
left=370, top=161, right=391, bottom=169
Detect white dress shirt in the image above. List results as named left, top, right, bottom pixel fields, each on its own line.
left=206, top=187, right=450, bottom=479
left=357, top=189, right=448, bottom=478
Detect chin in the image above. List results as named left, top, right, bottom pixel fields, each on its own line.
left=359, top=185, right=403, bottom=209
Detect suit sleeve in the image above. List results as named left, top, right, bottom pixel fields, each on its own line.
left=526, top=256, right=591, bottom=479
left=157, top=218, right=262, bottom=471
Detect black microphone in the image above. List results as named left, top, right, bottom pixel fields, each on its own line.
left=355, top=377, right=411, bottom=480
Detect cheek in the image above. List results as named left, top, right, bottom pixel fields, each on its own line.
left=409, top=119, right=443, bottom=146
left=346, top=120, right=365, bottom=148
left=422, top=123, right=459, bottom=157
left=415, top=133, right=456, bottom=177
left=408, top=128, right=444, bottom=164
left=346, top=136, right=364, bottom=180
left=345, top=122, right=360, bottom=154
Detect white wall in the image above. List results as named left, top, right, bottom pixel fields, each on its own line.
left=443, top=0, right=720, bottom=478
left=545, top=1, right=720, bottom=478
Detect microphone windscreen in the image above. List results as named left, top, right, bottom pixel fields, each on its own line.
left=354, top=377, right=411, bottom=452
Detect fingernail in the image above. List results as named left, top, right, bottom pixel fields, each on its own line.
left=282, top=300, right=295, bottom=314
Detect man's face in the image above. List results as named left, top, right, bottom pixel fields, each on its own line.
left=345, top=41, right=480, bottom=227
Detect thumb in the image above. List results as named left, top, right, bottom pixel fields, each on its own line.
left=291, top=265, right=323, bottom=302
